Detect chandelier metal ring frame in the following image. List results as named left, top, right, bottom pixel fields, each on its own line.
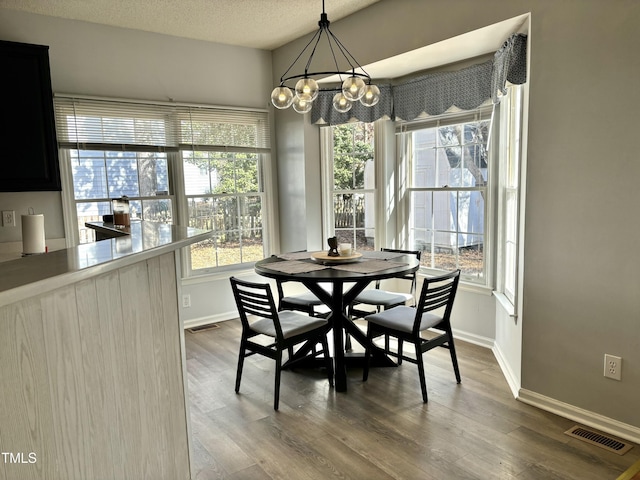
left=271, top=0, right=381, bottom=114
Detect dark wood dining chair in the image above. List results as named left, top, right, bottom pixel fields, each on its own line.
left=230, top=276, right=334, bottom=410
left=275, top=279, right=331, bottom=318
left=362, top=270, right=461, bottom=403
left=348, top=248, right=421, bottom=358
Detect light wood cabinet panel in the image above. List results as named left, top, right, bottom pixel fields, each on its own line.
left=0, top=252, right=190, bottom=480
left=75, top=278, right=118, bottom=480
left=0, top=299, right=55, bottom=480
left=41, top=285, right=93, bottom=479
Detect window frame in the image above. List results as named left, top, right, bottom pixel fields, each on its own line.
left=396, top=108, right=494, bottom=287
left=320, top=121, right=379, bottom=252
left=55, top=94, right=273, bottom=277
left=65, top=148, right=174, bottom=243
left=495, top=85, right=524, bottom=312
left=180, top=148, right=269, bottom=275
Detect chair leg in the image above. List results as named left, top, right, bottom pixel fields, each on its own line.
left=274, top=350, right=282, bottom=410
left=447, top=330, right=461, bottom=383
left=415, top=341, right=428, bottom=403
left=397, top=339, right=403, bottom=365
left=235, top=340, right=246, bottom=393
left=320, top=334, right=334, bottom=387
left=363, top=327, right=373, bottom=382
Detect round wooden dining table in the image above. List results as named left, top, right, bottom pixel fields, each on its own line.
left=254, top=251, right=420, bottom=392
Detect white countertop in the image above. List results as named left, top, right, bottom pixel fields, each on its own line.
left=0, top=221, right=211, bottom=306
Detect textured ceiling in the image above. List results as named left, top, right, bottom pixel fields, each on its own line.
left=0, top=0, right=381, bottom=50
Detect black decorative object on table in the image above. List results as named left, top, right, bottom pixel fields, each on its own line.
left=327, top=236, right=340, bottom=256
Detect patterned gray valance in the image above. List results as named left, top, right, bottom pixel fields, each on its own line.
left=311, top=33, right=527, bottom=125
left=393, top=61, right=493, bottom=121
left=492, top=33, right=528, bottom=102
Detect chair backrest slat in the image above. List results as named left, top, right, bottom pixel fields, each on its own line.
left=230, top=277, right=284, bottom=339
left=414, top=270, right=460, bottom=334
left=422, top=282, right=455, bottom=310
left=237, top=290, right=272, bottom=315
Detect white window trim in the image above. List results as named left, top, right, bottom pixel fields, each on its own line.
left=320, top=121, right=388, bottom=249
left=494, top=85, right=524, bottom=314
left=179, top=150, right=274, bottom=277
left=319, top=126, right=334, bottom=242
left=396, top=107, right=495, bottom=287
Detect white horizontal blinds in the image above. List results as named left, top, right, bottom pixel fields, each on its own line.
left=176, top=106, right=270, bottom=153
left=54, top=96, right=179, bottom=151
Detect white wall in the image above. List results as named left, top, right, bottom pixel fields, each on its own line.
left=0, top=191, right=65, bottom=243
left=272, top=0, right=640, bottom=438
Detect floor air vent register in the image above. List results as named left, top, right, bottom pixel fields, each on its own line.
left=187, top=323, right=220, bottom=333
left=564, top=426, right=633, bottom=455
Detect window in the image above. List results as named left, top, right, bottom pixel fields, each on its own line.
left=496, top=85, right=524, bottom=306
left=398, top=110, right=492, bottom=284
left=70, top=149, right=172, bottom=243
left=321, top=122, right=376, bottom=252
left=178, top=107, right=270, bottom=273
left=55, top=96, right=271, bottom=273
left=183, top=151, right=265, bottom=270
left=55, top=98, right=177, bottom=243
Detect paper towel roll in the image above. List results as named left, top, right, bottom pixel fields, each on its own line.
left=22, top=214, right=46, bottom=254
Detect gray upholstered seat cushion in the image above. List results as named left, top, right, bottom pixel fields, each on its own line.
left=365, top=306, right=443, bottom=333
left=251, top=311, right=328, bottom=339
left=354, top=289, right=413, bottom=307
left=282, top=291, right=324, bottom=306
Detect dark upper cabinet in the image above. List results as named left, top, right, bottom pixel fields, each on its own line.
left=0, top=40, right=61, bottom=191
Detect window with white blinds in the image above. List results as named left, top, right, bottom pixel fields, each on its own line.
left=54, top=95, right=271, bottom=274
left=54, top=97, right=270, bottom=152
left=175, top=106, right=270, bottom=272
left=176, top=106, right=270, bottom=153
left=54, top=97, right=180, bottom=151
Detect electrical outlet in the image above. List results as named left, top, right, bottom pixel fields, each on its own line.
left=2, top=210, right=15, bottom=227
left=604, top=354, right=622, bottom=380
left=182, top=294, right=191, bottom=308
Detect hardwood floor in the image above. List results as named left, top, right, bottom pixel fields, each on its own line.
left=185, top=320, right=639, bottom=479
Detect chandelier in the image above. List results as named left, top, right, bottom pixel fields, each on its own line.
left=270, top=0, right=380, bottom=114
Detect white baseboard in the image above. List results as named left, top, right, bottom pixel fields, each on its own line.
left=183, top=311, right=238, bottom=330
left=452, top=328, right=493, bottom=349
left=456, top=333, right=640, bottom=445
left=518, top=388, right=640, bottom=444
left=492, top=343, right=520, bottom=399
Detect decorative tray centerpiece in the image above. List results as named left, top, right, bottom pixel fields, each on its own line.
left=311, top=251, right=363, bottom=264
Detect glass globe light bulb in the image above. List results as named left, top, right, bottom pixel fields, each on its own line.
left=292, top=96, right=313, bottom=114
left=332, top=92, right=352, bottom=113
left=295, top=78, right=319, bottom=102
left=342, top=76, right=366, bottom=101
left=271, top=86, right=294, bottom=109
left=360, top=84, right=381, bottom=107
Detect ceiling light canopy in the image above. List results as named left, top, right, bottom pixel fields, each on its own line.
left=271, top=0, right=380, bottom=114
